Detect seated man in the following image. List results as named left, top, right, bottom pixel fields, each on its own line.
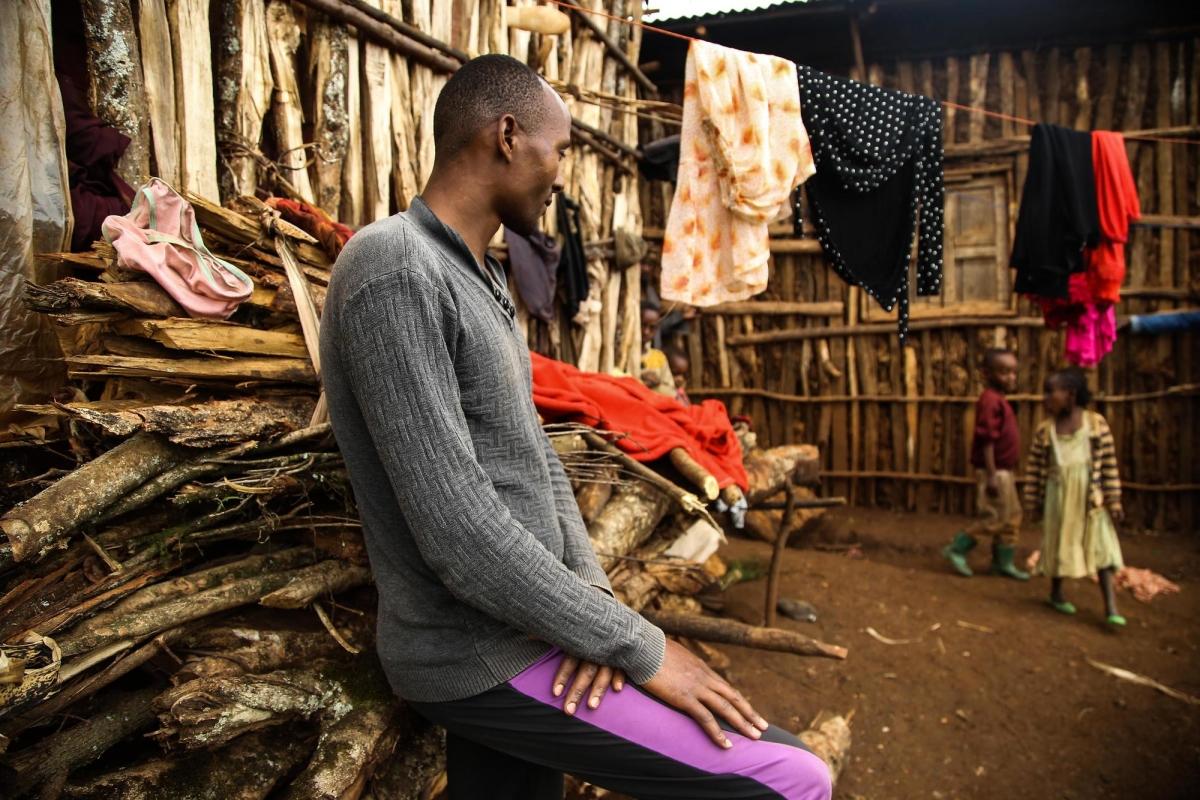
left=320, top=53, right=831, bottom=800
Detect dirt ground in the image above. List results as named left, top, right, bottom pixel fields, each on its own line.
left=711, top=508, right=1200, bottom=800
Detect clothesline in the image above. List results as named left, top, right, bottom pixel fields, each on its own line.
left=547, top=0, right=1200, bottom=147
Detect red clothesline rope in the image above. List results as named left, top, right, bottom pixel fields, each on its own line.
left=548, top=1, right=1200, bottom=147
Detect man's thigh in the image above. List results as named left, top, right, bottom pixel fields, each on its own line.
left=410, top=650, right=832, bottom=800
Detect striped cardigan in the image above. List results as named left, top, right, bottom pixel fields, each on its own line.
left=1023, top=410, right=1123, bottom=515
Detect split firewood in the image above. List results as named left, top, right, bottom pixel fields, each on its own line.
left=54, top=396, right=315, bottom=447
left=174, top=624, right=363, bottom=683
left=259, top=560, right=373, bottom=609
left=641, top=611, right=848, bottom=660
left=5, top=685, right=160, bottom=800
left=366, top=718, right=447, bottom=800
left=265, top=0, right=316, bottom=204
left=57, top=553, right=339, bottom=658
left=168, top=0, right=220, bottom=198
left=215, top=0, right=274, bottom=200
left=114, top=318, right=309, bottom=358
left=0, top=432, right=184, bottom=562
left=582, top=432, right=711, bottom=519
left=63, top=727, right=313, bottom=800
left=0, top=629, right=188, bottom=741
left=66, top=354, right=318, bottom=386
left=743, top=487, right=826, bottom=545
left=278, top=660, right=399, bottom=800
left=587, top=481, right=671, bottom=570
left=138, top=0, right=180, bottom=187
left=24, top=278, right=184, bottom=318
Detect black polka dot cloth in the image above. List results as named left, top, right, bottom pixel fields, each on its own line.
left=796, top=64, right=944, bottom=341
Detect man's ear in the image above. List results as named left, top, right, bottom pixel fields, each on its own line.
left=498, top=114, right=518, bottom=162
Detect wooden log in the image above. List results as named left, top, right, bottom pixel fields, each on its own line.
left=728, top=316, right=1046, bottom=345
left=5, top=686, right=160, bottom=799
left=338, top=0, right=468, bottom=63
left=574, top=471, right=614, bottom=524
left=66, top=354, right=317, bottom=385
left=25, top=278, right=185, bottom=318
left=700, top=301, right=844, bottom=317
left=59, top=396, right=314, bottom=447
left=386, top=0, right=420, bottom=208
left=1, top=433, right=183, bottom=562
left=215, top=0, right=272, bottom=199
left=114, top=317, right=308, bottom=357
left=366, top=718, right=446, bottom=800
left=138, top=0, right=180, bottom=187
left=63, top=727, right=312, bottom=800
left=744, top=445, right=820, bottom=504
left=362, top=0, right=394, bottom=222
left=641, top=611, right=848, bottom=660
left=81, top=0, right=150, bottom=188
left=289, top=0, right=460, bottom=73
left=174, top=626, right=354, bottom=683
left=308, top=17, right=350, bottom=216
left=167, top=0, right=220, bottom=199
left=265, top=1, right=316, bottom=204
left=581, top=432, right=709, bottom=518
left=797, top=711, right=852, bottom=786
left=277, top=661, right=398, bottom=800
left=56, top=556, right=341, bottom=658
left=340, top=34, right=365, bottom=227
left=587, top=481, right=671, bottom=570
left=94, top=548, right=318, bottom=626
left=151, top=666, right=335, bottom=749
left=668, top=448, right=719, bottom=501
left=259, top=560, right=373, bottom=608
left=560, top=0, right=657, bottom=94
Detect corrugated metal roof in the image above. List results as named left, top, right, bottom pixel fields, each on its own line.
left=645, top=0, right=813, bottom=24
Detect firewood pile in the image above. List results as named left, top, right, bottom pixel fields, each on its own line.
left=0, top=196, right=847, bottom=797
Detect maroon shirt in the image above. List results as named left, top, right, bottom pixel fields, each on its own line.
left=970, top=388, right=1020, bottom=470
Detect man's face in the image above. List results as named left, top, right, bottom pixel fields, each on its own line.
left=497, top=83, right=571, bottom=235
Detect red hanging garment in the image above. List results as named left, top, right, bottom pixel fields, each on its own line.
left=1085, top=130, right=1140, bottom=305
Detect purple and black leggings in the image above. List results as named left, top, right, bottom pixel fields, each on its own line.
left=409, top=648, right=833, bottom=800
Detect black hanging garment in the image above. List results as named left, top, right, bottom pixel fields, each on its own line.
left=1010, top=123, right=1099, bottom=299
left=797, top=65, right=944, bottom=340
left=503, top=227, right=561, bottom=323
left=555, top=193, right=589, bottom=319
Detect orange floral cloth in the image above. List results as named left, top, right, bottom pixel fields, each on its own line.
left=661, top=41, right=815, bottom=306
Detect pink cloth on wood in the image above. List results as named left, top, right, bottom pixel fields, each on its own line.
left=101, top=179, right=254, bottom=319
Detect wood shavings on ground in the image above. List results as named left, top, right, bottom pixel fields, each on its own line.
left=864, top=627, right=915, bottom=645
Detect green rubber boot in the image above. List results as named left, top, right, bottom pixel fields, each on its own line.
left=942, top=532, right=977, bottom=577
left=989, top=542, right=1030, bottom=581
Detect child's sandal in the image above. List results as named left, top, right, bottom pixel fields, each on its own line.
left=1106, top=614, right=1126, bottom=627
left=1047, top=599, right=1076, bottom=615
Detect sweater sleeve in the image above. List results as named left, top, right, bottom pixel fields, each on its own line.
left=539, top=429, right=613, bottom=595
left=340, top=268, right=664, bottom=683
left=1092, top=414, right=1123, bottom=513
left=1023, top=425, right=1048, bottom=515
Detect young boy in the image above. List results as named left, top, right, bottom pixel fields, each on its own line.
left=942, top=348, right=1029, bottom=580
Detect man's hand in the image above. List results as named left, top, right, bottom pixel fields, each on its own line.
left=642, top=639, right=768, bottom=749
left=552, top=656, right=625, bottom=715
left=985, top=472, right=1000, bottom=498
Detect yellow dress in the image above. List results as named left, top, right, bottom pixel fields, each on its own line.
left=1037, top=417, right=1124, bottom=578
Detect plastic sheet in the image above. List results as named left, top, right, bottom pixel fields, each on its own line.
left=0, top=0, right=71, bottom=423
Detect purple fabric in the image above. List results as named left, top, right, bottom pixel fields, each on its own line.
left=508, top=648, right=832, bottom=800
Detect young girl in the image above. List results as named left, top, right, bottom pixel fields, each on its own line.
left=1024, top=367, right=1126, bottom=626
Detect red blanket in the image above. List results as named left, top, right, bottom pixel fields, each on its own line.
left=531, top=352, right=748, bottom=491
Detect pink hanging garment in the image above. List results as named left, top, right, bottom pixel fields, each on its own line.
left=1064, top=304, right=1117, bottom=368
left=101, top=178, right=254, bottom=319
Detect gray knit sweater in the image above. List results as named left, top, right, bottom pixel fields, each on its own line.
left=319, top=198, right=666, bottom=702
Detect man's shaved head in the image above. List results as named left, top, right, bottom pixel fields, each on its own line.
left=434, top=54, right=551, bottom=159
